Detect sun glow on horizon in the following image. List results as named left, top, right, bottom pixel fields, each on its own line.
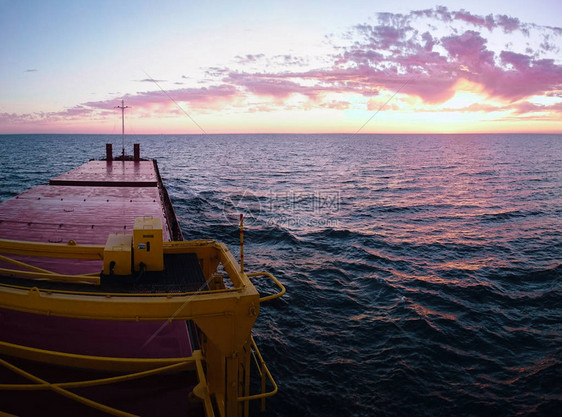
left=1, top=1, right=561, bottom=134
left=437, top=80, right=487, bottom=110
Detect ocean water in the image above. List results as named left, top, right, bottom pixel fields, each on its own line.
left=0, top=133, right=561, bottom=416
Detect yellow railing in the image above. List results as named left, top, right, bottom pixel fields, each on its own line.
left=0, top=239, right=286, bottom=300
left=0, top=337, right=278, bottom=417
left=0, top=238, right=286, bottom=417
left=0, top=253, right=100, bottom=285
left=0, top=268, right=100, bottom=285
left=0, top=344, right=213, bottom=417
left=0, top=270, right=284, bottom=306
left=0, top=237, right=217, bottom=260
left=0, top=340, right=195, bottom=372
left=0, top=238, right=104, bottom=260
left=237, top=335, right=279, bottom=412
left=0, top=280, right=240, bottom=298
left=247, top=272, right=286, bottom=302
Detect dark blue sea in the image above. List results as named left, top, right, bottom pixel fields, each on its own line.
left=0, top=134, right=561, bottom=416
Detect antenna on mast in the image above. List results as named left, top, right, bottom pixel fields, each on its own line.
left=115, top=100, right=129, bottom=158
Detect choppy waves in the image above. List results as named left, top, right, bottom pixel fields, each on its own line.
left=1, top=133, right=560, bottom=416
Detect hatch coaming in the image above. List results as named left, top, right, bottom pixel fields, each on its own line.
left=0, top=152, right=284, bottom=417
left=0, top=159, right=171, bottom=276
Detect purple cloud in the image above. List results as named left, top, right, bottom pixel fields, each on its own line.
left=205, top=6, right=560, bottom=110
left=137, top=78, right=167, bottom=83
left=321, top=8, right=562, bottom=104
left=496, top=15, right=523, bottom=33
left=4, top=5, right=561, bottom=131
left=452, top=10, right=495, bottom=31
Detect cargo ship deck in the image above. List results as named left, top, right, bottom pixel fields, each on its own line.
left=0, top=146, right=284, bottom=417
left=0, top=158, right=206, bottom=294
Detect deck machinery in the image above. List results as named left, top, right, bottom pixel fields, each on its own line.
left=0, top=145, right=284, bottom=417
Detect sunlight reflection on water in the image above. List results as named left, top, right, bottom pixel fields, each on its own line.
left=0, top=133, right=560, bottom=416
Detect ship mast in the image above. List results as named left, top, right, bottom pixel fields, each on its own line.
left=115, top=100, right=129, bottom=158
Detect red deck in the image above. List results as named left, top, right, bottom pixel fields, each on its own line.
left=0, top=159, right=191, bottom=359
left=0, top=185, right=169, bottom=244
left=49, top=160, right=158, bottom=186
left=0, top=161, right=170, bottom=274
left=0, top=307, right=192, bottom=358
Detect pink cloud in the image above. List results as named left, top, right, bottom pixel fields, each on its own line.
left=354, top=23, right=410, bottom=50
left=421, top=32, right=436, bottom=51
left=0, top=112, right=36, bottom=124
left=459, top=103, right=503, bottom=112
left=54, top=106, right=96, bottom=118
left=513, top=101, right=544, bottom=114
left=324, top=100, right=350, bottom=110
left=325, top=9, right=562, bottom=104
left=412, top=7, right=525, bottom=34
left=234, top=54, right=265, bottom=64
left=225, top=67, right=384, bottom=100
left=367, top=99, right=400, bottom=112
left=124, top=9, right=561, bottom=113
left=416, top=100, right=562, bottom=116
left=225, top=73, right=307, bottom=98
left=3, top=6, right=561, bottom=133
left=500, top=51, right=531, bottom=70
left=1, top=85, right=241, bottom=131
left=452, top=10, right=495, bottom=31
left=496, top=15, right=523, bottom=34
left=335, top=49, right=384, bottom=67
left=275, top=55, right=307, bottom=66
left=482, top=58, right=562, bottom=101
left=402, top=77, right=457, bottom=103
left=441, top=31, right=495, bottom=69
left=512, top=101, right=562, bottom=114
left=137, top=78, right=167, bottom=83
left=82, top=85, right=239, bottom=111
left=540, top=35, right=560, bottom=54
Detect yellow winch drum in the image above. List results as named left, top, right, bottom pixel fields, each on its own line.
left=133, top=217, right=164, bottom=272
left=103, top=234, right=133, bottom=275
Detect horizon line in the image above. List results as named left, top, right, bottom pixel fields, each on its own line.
left=1, top=131, right=561, bottom=136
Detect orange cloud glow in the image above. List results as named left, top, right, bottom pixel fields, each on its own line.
left=1, top=6, right=561, bottom=134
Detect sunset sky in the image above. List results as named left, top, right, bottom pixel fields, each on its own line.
left=1, top=0, right=561, bottom=134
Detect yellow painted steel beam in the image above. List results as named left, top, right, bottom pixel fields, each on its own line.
left=0, top=237, right=219, bottom=260
left=0, top=283, right=258, bottom=321
left=0, top=242, right=260, bottom=358
left=0, top=268, right=100, bottom=285
left=0, top=281, right=238, bottom=298
left=162, top=239, right=217, bottom=249
left=0, top=340, right=195, bottom=373
left=0, top=237, right=285, bottom=417
left=0, top=360, right=192, bottom=390
left=0, top=241, right=255, bottom=322
left=0, top=238, right=104, bottom=260
left=193, top=351, right=216, bottom=417
left=0, top=254, right=52, bottom=274
left=0, top=357, right=138, bottom=417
